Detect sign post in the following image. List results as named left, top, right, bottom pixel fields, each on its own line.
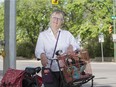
left=99, top=33, right=104, bottom=62
left=113, top=0, right=116, bottom=62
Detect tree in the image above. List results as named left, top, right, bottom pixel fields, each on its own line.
left=0, top=0, right=114, bottom=58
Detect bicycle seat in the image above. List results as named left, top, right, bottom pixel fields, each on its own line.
left=25, top=67, right=41, bottom=75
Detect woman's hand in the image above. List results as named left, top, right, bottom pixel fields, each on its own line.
left=40, top=53, right=48, bottom=67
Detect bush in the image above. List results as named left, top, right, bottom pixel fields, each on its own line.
left=17, top=42, right=35, bottom=59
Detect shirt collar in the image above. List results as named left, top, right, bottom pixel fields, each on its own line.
left=48, top=27, right=62, bottom=33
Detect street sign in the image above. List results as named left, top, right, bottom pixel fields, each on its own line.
left=111, top=16, right=116, bottom=19
left=112, top=34, right=116, bottom=42
left=98, top=33, right=104, bottom=43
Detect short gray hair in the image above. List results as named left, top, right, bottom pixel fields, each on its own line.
left=51, top=9, right=65, bottom=19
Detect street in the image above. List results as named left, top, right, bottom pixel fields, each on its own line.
left=0, top=58, right=116, bottom=87
left=90, top=62, right=116, bottom=87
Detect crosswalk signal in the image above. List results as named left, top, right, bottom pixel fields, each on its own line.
left=109, top=25, right=113, bottom=34
left=52, top=0, right=58, bottom=4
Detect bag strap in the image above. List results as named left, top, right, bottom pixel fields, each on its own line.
left=52, top=31, right=61, bottom=58
left=50, top=31, right=61, bottom=68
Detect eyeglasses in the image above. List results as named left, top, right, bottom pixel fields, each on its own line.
left=52, top=16, right=63, bottom=21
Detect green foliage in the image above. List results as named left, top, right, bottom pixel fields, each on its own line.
left=17, top=0, right=49, bottom=45
left=17, top=41, right=34, bottom=58
left=0, top=0, right=114, bottom=58
left=0, top=3, right=4, bottom=40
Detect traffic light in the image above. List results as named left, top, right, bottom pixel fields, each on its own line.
left=52, top=0, right=58, bottom=4
left=109, top=25, right=113, bottom=34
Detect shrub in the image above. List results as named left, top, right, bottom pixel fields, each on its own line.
left=17, top=42, right=35, bottom=59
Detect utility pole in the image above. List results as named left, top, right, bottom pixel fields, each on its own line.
left=113, top=0, right=116, bottom=62
left=4, top=0, right=16, bottom=74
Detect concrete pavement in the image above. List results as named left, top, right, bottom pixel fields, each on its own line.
left=91, top=62, right=116, bottom=87
left=0, top=58, right=116, bottom=87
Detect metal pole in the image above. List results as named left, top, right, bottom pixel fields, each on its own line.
left=99, top=33, right=104, bottom=62
left=113, top=0, right=116, bottom=62
left=101, top=42, right=104, bottom=62
left=4, top=0, right=16, bottom=74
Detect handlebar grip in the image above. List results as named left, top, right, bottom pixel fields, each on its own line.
left=37, top=58, right=40, bottom=61
left=56, top=50, right=63, bottom=56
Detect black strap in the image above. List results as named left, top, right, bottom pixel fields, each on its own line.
left=52, top=31, right=61, bottom=58
left=50, top=31, right=61, bottom=68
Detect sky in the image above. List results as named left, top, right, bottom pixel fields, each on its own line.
left=0, top=0, right=4, bottom=3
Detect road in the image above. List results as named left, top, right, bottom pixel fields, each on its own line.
left=0, top=58, right=116, bottom=87
left=83, top=62, right=116, bottom=87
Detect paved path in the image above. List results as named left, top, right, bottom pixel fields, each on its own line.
left=0, top=58, right=116, bottom=87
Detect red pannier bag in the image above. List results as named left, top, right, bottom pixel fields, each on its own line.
left=0, top=68, right=25, bottom=87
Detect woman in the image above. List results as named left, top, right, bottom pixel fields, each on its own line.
left=35, top=9, right=80, bottom=87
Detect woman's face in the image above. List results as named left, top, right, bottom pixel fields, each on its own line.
left=50, top=12, right=64, bottom=29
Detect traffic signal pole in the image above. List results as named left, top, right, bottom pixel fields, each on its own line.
left=113, top=0, right=116, bottom=62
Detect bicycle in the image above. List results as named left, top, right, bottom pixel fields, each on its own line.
left=24, top=49, right=95, bottom=87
